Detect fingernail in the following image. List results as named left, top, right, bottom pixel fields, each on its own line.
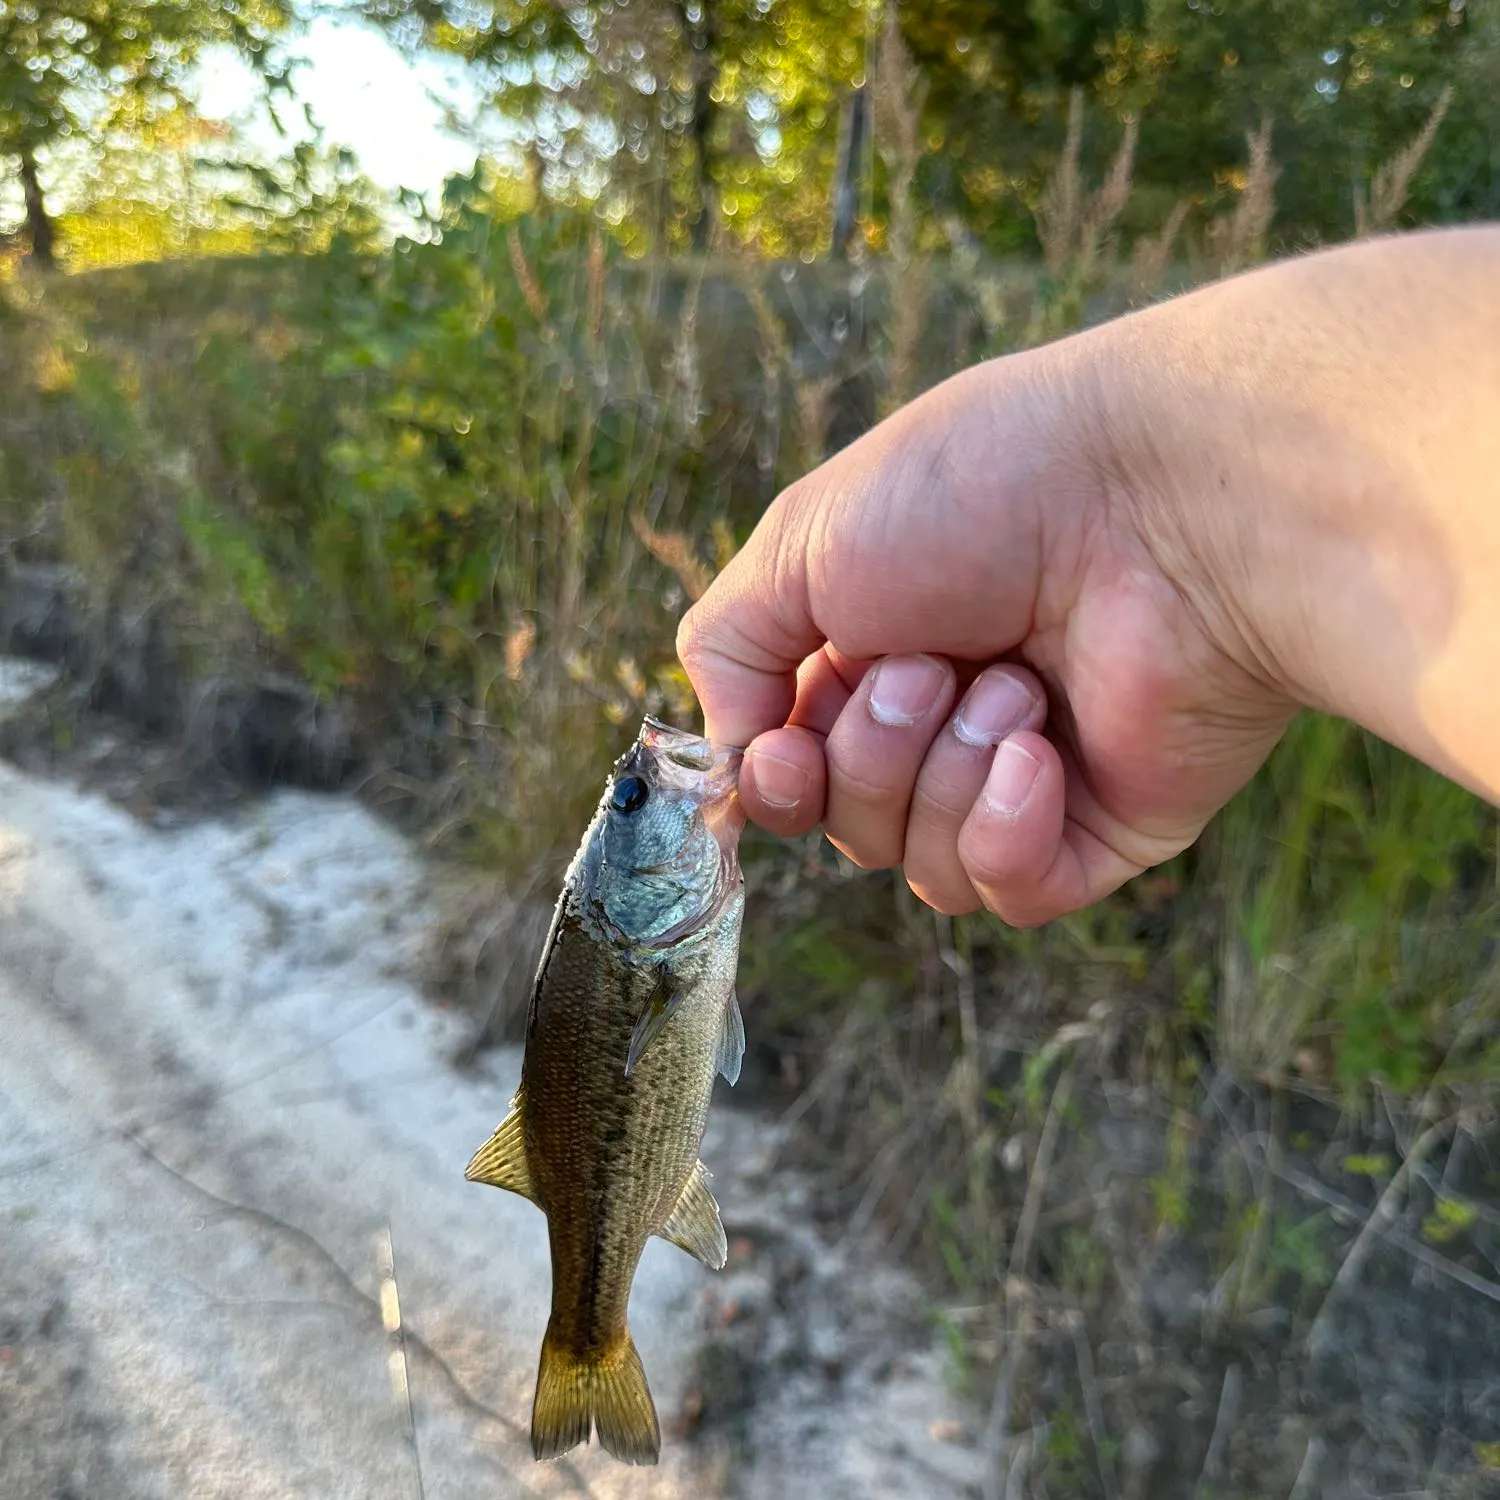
left=868, top=655, right=945, bottom=727
left=751, top=751, right=810, bottom=810
left=984, top=739, right=1041, bottom=817
left=954, top=672, right=1037, bottom=747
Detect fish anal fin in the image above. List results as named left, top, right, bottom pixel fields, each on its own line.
left=658, top=1161, right=727, bottom=1269
left=715, top=987, right=745, bottom=1086
left=464, top=1099, right=536, bottom=1202
left=625, top=967, right=680, bottom=1076
left=532, top=1324, right=660, bottom=1466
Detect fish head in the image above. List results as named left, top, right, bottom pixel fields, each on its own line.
left=584, top=717, right=745, bottom=949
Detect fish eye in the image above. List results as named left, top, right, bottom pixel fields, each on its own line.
left=610, top=774, right=650, bottom=815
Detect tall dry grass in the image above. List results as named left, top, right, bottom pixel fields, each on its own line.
left=1035, top=87, right=1138, bottom=289
left=1209, top=116, right=1279, bottom=274
left=1354, top=85, right=1455, bottom=237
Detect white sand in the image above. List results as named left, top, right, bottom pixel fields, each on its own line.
left=0, top=661, right=983, bottom=1500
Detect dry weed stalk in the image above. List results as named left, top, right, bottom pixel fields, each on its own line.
left=873, top=8, right=926, bottom=268
left=502, top=617, right=536, bottom=682
left=1130, top=197, right=1190, bottom=302
left=1354, top=84, right=1454, bottom=237
left=1036, top=88, right=1085, bottom=275
left=1305, top=1115, right=1453, bottom=1359
left=746, top=276, right=788, bottom=484
left=668, top=268, right=705, bottom=436
left=1086, top=112, right=1138, bottom=273
left=1036, top=87, right=1138, bottom=284
left=506, top=223, right=549, bottom=327
left=873, top=6, right=929, bottom=411
left=793, top=369, right=841, bottom=467
left=1209, top=117, right=1279, bottom=274
left=629, top=512, right=713, bottom=601
left=585, top=225, right=607, bottom=353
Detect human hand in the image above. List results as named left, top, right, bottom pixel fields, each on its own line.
left=677, top=230, right=1500, bottom=926
left=676, top=340, right=1296, bottom=926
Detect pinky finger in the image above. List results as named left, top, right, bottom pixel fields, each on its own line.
left=956, top=731, right=1143, bottom=928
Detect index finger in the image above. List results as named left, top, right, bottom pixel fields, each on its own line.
left=675, top=487, right=827, bottom=748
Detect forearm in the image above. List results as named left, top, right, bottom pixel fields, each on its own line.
left=1091, top=227, right=1500, bottom=799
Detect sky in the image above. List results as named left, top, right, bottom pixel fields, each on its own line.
left=192, top=15, right=493, bottom=208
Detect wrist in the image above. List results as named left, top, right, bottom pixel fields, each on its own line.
left=1075, top=252, right=1478, bottom=783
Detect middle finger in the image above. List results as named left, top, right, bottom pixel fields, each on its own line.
left=822, top=653, right=957, bottom=869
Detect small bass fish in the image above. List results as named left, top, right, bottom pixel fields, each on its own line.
left=465, top=716, right=747, bottom=1466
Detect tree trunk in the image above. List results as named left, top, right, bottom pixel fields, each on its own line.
left=673, top=0, right=719, bottom=251
left=830, top=85, right=869, bottom=260
left=18, top=146, right=55, bottom=269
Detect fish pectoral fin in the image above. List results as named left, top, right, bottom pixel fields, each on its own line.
left=715, top=987, right=745, bottom=1086
left=464, top=1100, right=536, bottom=1202
left=624, top=968, right=680, bottom=1077
left=658, top=1161, right=728, bottom=1269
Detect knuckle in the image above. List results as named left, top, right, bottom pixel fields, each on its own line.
left=673, top=606, right=700, bottom=659
left=976, top=885, right=1050, bottom=929
left=909, top=780, right=970, bottom=828
left=957, top=832, right=1018, bottom=891
left=828, top=758, right=909, bottom=809
left=673, top=606, right=714, bottom=683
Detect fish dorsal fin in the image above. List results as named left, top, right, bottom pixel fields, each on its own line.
left=625, top=967, right=681, bottom=1077
left=464, top=1098, right=536, bottom=1202
left=658, top=1161, right=727, bottom=1269
left=715, top=988, right=745, bottom=1086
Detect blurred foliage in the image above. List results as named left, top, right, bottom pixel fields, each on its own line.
left=3, top=189, right=1493, bottom=1109
left=0, top=0, right=295, bottom=264
left=1, top=0, right=1491, bottom=273
left=359, top=0, right=1497, bottom=260
left=49, top=120, right=387, bottom=270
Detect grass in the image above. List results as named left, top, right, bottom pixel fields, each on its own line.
left=2, top=98, right=1497, bottom=1494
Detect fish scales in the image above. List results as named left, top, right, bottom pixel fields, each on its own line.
left=465, top=717, right=747, bottom=1467
left=524, top=896, right=740, bottom=1353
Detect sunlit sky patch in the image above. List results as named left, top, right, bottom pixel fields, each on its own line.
left=192, top=15, right=492, bottom=207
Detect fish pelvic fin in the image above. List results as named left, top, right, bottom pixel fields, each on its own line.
left=658, top=1160, right=728, bottom=1269
left=463, top=1099, right=536, bottom=1202
left=532, top=1324, right=660, bottom=1466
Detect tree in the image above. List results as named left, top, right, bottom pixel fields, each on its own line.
left=371, top=0, right=1488, bottom=258
left=368, top=0, right=875, bottom=255
left=365, top=0, right=708, bottom=246
left=1094, top=0, right=1481, bottom=241
left=0, top=0, right=294, bottom=267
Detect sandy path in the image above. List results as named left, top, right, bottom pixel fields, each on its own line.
left=0, top=758, right=718, bottom=1500
left=0, top=659, right=985, bottom=1500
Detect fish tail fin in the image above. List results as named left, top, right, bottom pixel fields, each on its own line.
left=531, top=1323, right=660, bottom=1466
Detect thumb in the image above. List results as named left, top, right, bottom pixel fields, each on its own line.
left=677, top=355, right=1070, bottom=748
left=676, top=486, right=826, bottom=748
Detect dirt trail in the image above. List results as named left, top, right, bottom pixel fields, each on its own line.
left=0, top=664, right=983, bottom=1500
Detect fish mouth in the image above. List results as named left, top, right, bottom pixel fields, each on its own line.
left=626, top=718, right=745, bottom=846
left=618, top=714, right=741, bottom=810
left=639, top=715, right=745, bottom=771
